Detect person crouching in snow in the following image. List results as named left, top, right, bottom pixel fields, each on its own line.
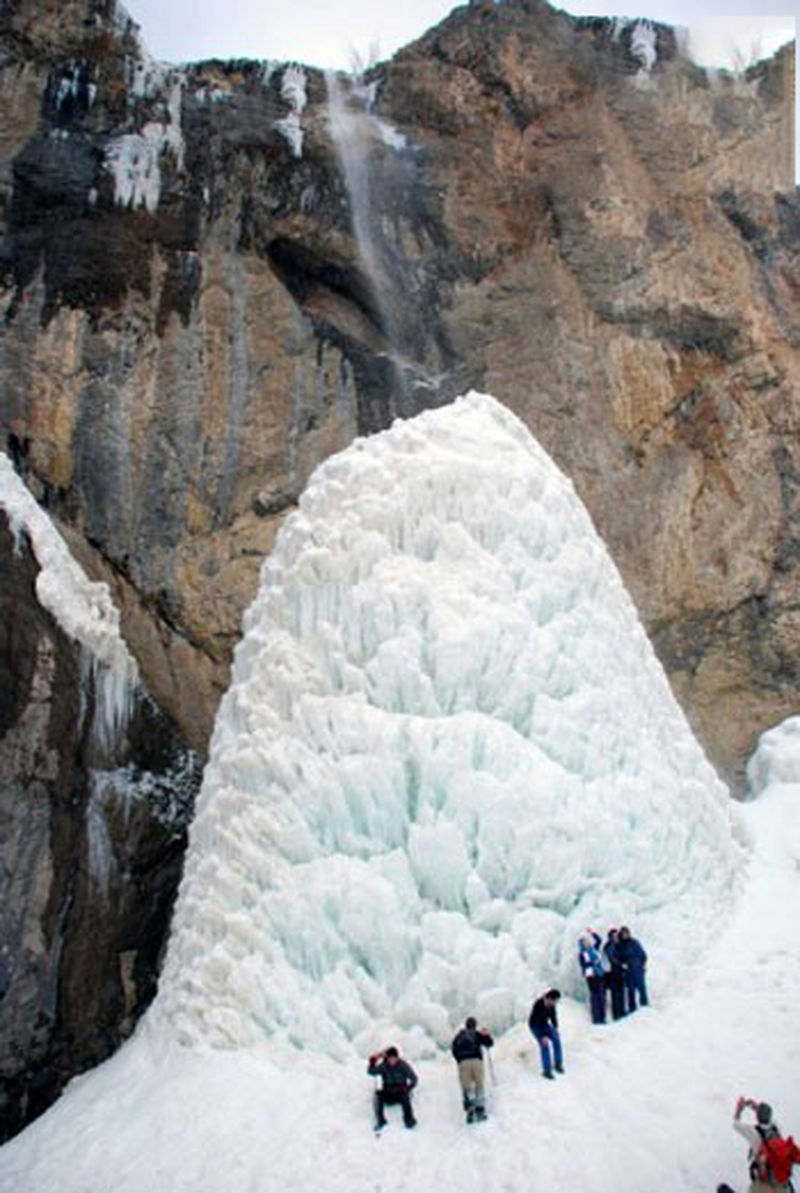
left=367, top=1046, right=418, bottom=1130
left=450, top=1016, right=494, bottom=1122
left=578, top=930, right=607, bottom=1023
left=528, top=988, right=563, bottom=1079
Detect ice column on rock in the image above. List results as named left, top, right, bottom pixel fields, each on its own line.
left=0, top=452, right=138, bottom=751
left=154, top=392, right=739, bottom=1059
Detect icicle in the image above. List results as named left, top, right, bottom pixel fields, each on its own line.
left=80, top=649, right=138, bottom=755
left=86, top=779, right=116, bottom=896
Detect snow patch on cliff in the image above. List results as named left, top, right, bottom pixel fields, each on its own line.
left=106, top=74, right=184, bottom=212
left=275, top=64, right=307, bottom=158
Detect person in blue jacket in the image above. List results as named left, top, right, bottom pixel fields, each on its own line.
left=528, top=988, right=563, bottom=1079
left=617, top=925, right=648, bottom=1012
left=578, top=930, right=607, bottom=1024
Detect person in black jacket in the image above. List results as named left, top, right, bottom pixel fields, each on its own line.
left=603, top=928, right=626, bottom=1020
left=451, top=1016, right=494, bottom=1123
left=528, top=989, right=563, bottom=1080
left=617, top=925, right=648, bottom=1013
left=367, top=1046, right=418, bottom=1130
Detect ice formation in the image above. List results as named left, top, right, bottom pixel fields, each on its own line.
left=630, top=22, right=658, bottom=74
left=105, top=78, right=185, bottom=213
left=746, top=716, right=800, bottom=794
left=151, top=393, right=738, bottom=1059
left=0, top=452, right=138, bottom=744
left=275, top=65, right=307, bottom=158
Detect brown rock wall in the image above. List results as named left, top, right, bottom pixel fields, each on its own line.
left=0, top=0, right=797, bottom=786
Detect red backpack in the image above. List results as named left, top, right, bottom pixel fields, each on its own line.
left=756, top=1133, right=800, bottom=1186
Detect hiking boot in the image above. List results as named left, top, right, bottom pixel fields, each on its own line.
left=542, top=1072, right=555, bottom=1080
left=474, top=1107, right=487, bottom=1121
left=555, top=1064, right=565, bottom=1074
left=404, top=1117, right=417, bottom=1129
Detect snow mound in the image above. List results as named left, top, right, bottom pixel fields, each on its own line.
left=151, top=392, right=738, bottom=1058
left=747, top=716, right=800, bottom=795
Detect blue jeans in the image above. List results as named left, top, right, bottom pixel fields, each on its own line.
left=625, top=968, right=648, bottom=1012
left=532, top=1024, right=562, bottom=1076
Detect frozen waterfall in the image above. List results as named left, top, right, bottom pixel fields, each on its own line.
left=152, top=392, right=739, bottom=1060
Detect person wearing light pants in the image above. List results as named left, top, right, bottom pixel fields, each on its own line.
left=450, top=1017, right=494, bottom=1122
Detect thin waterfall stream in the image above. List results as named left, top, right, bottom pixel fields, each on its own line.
left=325, top=71, right=435, bottom=416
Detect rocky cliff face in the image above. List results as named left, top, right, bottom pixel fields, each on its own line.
left=0, top=509, right=200, bottom=1141
left=0, top=0, right=797, bottom=1137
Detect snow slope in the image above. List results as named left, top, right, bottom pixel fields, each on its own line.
left=1, top=393, right=797, bottom=1193
left=1, top=734, right=798, bottom=1193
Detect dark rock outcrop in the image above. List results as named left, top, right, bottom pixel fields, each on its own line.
left=0, top=513, right=200, bottom=1142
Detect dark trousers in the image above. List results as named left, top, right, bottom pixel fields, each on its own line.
left=625, top=968, right=648, bottom=1012
left=374, top=1088, right=415, bottom=1127
left=586, top=975, right=606, bottom=1023
left=605, top=970, right=626, bottom=1019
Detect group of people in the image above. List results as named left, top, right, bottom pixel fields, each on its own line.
left=367, top=1017, right=494, bottom=1131
left=578, top=925, right=648, bottom=1024
left=367, top=1046, right=800, bottom=1190
left=365, top=968, right=800, bottom=1193
left=367, top=923, right=650, bottom=1129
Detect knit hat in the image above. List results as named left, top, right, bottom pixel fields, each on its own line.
left=757, top=1102, right=773, bottom=1126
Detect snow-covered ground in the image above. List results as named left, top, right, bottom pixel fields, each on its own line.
left=1, top=393, right=798, bottom=1193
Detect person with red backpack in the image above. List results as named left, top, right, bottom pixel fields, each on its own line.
left=718, top=1096, right=800, bottom=1192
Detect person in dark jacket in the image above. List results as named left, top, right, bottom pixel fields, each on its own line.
left=603, top=928, right=626, bottom=1020
left=367, top=1046, right=418, bottom=1130
left=617, top=925, right=648, bottom=1012
left=528, top=989, right=563, bottom=1080
left=451, top=1016, right=494, bottom=1122
left=578, top=930, right=607, bottom=1024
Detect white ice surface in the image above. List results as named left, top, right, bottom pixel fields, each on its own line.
left=152, top=392, right=739, bottom=1056
left=1, top=392, right=793, bottom=1193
